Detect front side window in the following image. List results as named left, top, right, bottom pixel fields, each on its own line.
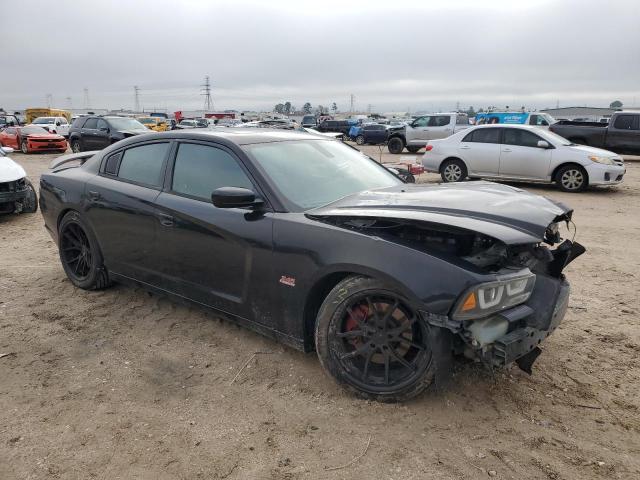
left=83, top=118, right=98, bottom=129
left=412, top=117, right=429, bottom=127
left=503, top=128, right=543, bottom=147
left=463, top=128, right=501, bottom=144
left=97, top=119, right=108, bottom=130
left=118, top=142, right=170, bottom=187
left=172, top=143, right=253, bottom=200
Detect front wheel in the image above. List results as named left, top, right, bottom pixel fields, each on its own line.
left=387, top=137, right=405, bottom=154
left=440, top=158, right=467, bottom=182
left=356, top=135, right=365, bottom=145
left=58, top=211, right=112, bottom=290
left=20, top=179, right=38, bottom=213
left=21, top=139, right=29, bottom=154
left=556, top=164, right=588, bottom=192
left=315, top=276, right=438, bottom=402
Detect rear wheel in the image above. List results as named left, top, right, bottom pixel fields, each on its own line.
left=315, top=276, right=438, bottom=402
left=58, top=211, right=111, bottom=290
left=21, top=139, right=28, bottom=154
left=406, top=146, right=421, bottom=153
left=70, top=139, right=81, bottom=153
left=387, top=137, right=405, bottom=154
left=356, top=135, right=365, bottom=145
left=556, top=164, right=587, bottom=192
left=440, top=158, right=467, bottom=182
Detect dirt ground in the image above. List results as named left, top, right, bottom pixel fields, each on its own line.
left=1, top=145, right=639, bottom=480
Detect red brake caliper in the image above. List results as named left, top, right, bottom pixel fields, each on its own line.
left=345, top=304, right=369, bottom=347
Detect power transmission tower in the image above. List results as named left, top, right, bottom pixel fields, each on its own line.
left=349, top=94, right=355, bottom=113
left=367, top=104, right=372, bottom=114
left=46, top=93, right=53, bottom=108
left=134, top=85, right=141, bottom=112
left=83, top=88, right=91, bottom=109
left=201, top=76, right=213, bottom=111
left=66, top=97, right=72, bottom=109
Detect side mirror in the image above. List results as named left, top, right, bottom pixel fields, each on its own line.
left=537, top=140, right=550, bottom=149
left=211, top=187, right=262, bottom=209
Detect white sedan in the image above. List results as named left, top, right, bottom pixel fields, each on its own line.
left=421, top=125, right=625, bottom=192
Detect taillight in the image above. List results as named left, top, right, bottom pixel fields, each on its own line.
left=425, top=145, right=433, bottom=151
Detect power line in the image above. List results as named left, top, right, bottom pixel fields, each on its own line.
left=83, top=88, right=91, bottom=109
left=66, top=97, right=72, bottom=109
left=46, top=93, right=53, bottom=108
left=201, top=75, right=213, bottom=111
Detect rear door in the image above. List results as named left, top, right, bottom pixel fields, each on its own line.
left=426, top=115, right=453, bottom=140
left=498, top=128, right=552, bottom=179
left=81, top=118, right=99, bottom=149
left=458, top=128, right=502, bottom=176
left=84, top=141, right=171, bottom=283
left=153, top=141, right=274, bottom=321
left=606, top=114, right=640, bottom=154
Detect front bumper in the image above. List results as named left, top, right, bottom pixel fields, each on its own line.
left=27, top=139, right=67, bottom=152
left=585, top=162, right=625, bottom=186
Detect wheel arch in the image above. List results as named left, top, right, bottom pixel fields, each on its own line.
left=439, top=156, right=467, bottom=172
left=551, top=162, right=589, bottom=184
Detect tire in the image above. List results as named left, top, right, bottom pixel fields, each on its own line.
left=406, top=146, right=421, bottom=153
left=555, top=164, right=588, bottom=192
left=20, top=179, right=38, bottom=213
left=403, top=173, right=416, bottom=183
left=70, top=138, right=82, bottom=153
left=315, top=276, right=439, bottom=402
left=387, top=137, right=405, bottom=154
left=440, top=158, right=467, bottom=182
left=58, top=211, right=111, bottom=290
left=21, top=139, right=28, bottom=154
left=356, top=135, right=365, bottom=145
left=342, top=134, right=350, bottom=142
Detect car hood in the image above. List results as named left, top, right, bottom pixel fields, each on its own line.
left=26, top=133, right=65, bottom=140
left=0, top=155, right=27, bottom=182
left=307, top=181, right=573, bottom=245
left=567, top=144, right=620, bottom=158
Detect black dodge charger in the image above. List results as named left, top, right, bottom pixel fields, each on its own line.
left=39, top=130, right=584, bottom=401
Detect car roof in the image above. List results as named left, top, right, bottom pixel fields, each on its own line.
left=470, top=124, right=541, bottom=131
left=136, top=128, right=331, bottom=146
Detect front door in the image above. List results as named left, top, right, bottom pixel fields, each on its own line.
left=498, top=128, right=552, bottom=180
left=607, top=114, right=640, bottom=154
left=153, top=141, right=274, bottom=321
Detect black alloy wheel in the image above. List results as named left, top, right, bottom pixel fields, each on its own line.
left=58, top=212, right=111, bottom=290
left=316, top=276, right=435, bottom=401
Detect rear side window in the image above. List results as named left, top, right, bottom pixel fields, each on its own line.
left=503, top=129, right=542, bottom=147
left=613, top=115, right=638, bottom=130
left=83, top=118, right=98, bottom=129
left=463, top=128, right=501, bottom=144
left=118, top=143, right=170, bottom=187
left=430, top=116, right=451, bottom=127
left=104, top=152, right=121, bottom=175
left=172, top=143, right=253, bottom=201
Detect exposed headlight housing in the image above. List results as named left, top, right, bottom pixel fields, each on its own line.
left=589, top=155, right=615, bottom=165
left=452, top=271, right=536, bottom=320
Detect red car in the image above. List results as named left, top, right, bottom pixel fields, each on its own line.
left=0, top=126, right=67, bottom=154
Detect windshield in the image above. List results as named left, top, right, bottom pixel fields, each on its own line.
left=21, top=126, right=49, bottom=135
left=107, top=118, right=147, bottom=130
left=33, top=117, right=55, bottom=124
left=243, top=140, right=402, bottom=211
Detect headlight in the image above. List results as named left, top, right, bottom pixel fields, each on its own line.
left=452, top=272, right=536, bottom=320
left=589, top=156, right=615, bottom=165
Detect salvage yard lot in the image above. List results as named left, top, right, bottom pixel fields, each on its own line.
left=1, top=147, right=639, bottom=479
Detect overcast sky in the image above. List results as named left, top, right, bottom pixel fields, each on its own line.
left=2, top=0, right=639, bottom=114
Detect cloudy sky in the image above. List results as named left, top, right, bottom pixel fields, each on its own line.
left=2, top=0, right=639, bottom=114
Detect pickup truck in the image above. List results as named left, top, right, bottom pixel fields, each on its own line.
left=549, top=111, right=640, bottom=155
left=387, top=113, right=470, bottom=154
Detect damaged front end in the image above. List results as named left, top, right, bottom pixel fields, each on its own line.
left=312, top=208, right=585, bottom=375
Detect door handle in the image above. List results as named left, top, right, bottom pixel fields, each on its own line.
left=88, top=190, right=101, bottom=201
left=502, top=148, right=512, bottom=152
left=460, top=145, right=470, bottom=149
left=158, top=213, right=174, bottom=227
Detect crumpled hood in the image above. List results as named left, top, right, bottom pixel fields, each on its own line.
left=307, top=181, right=573, bottom=245
left=0, top=156, right=27, bottom=182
